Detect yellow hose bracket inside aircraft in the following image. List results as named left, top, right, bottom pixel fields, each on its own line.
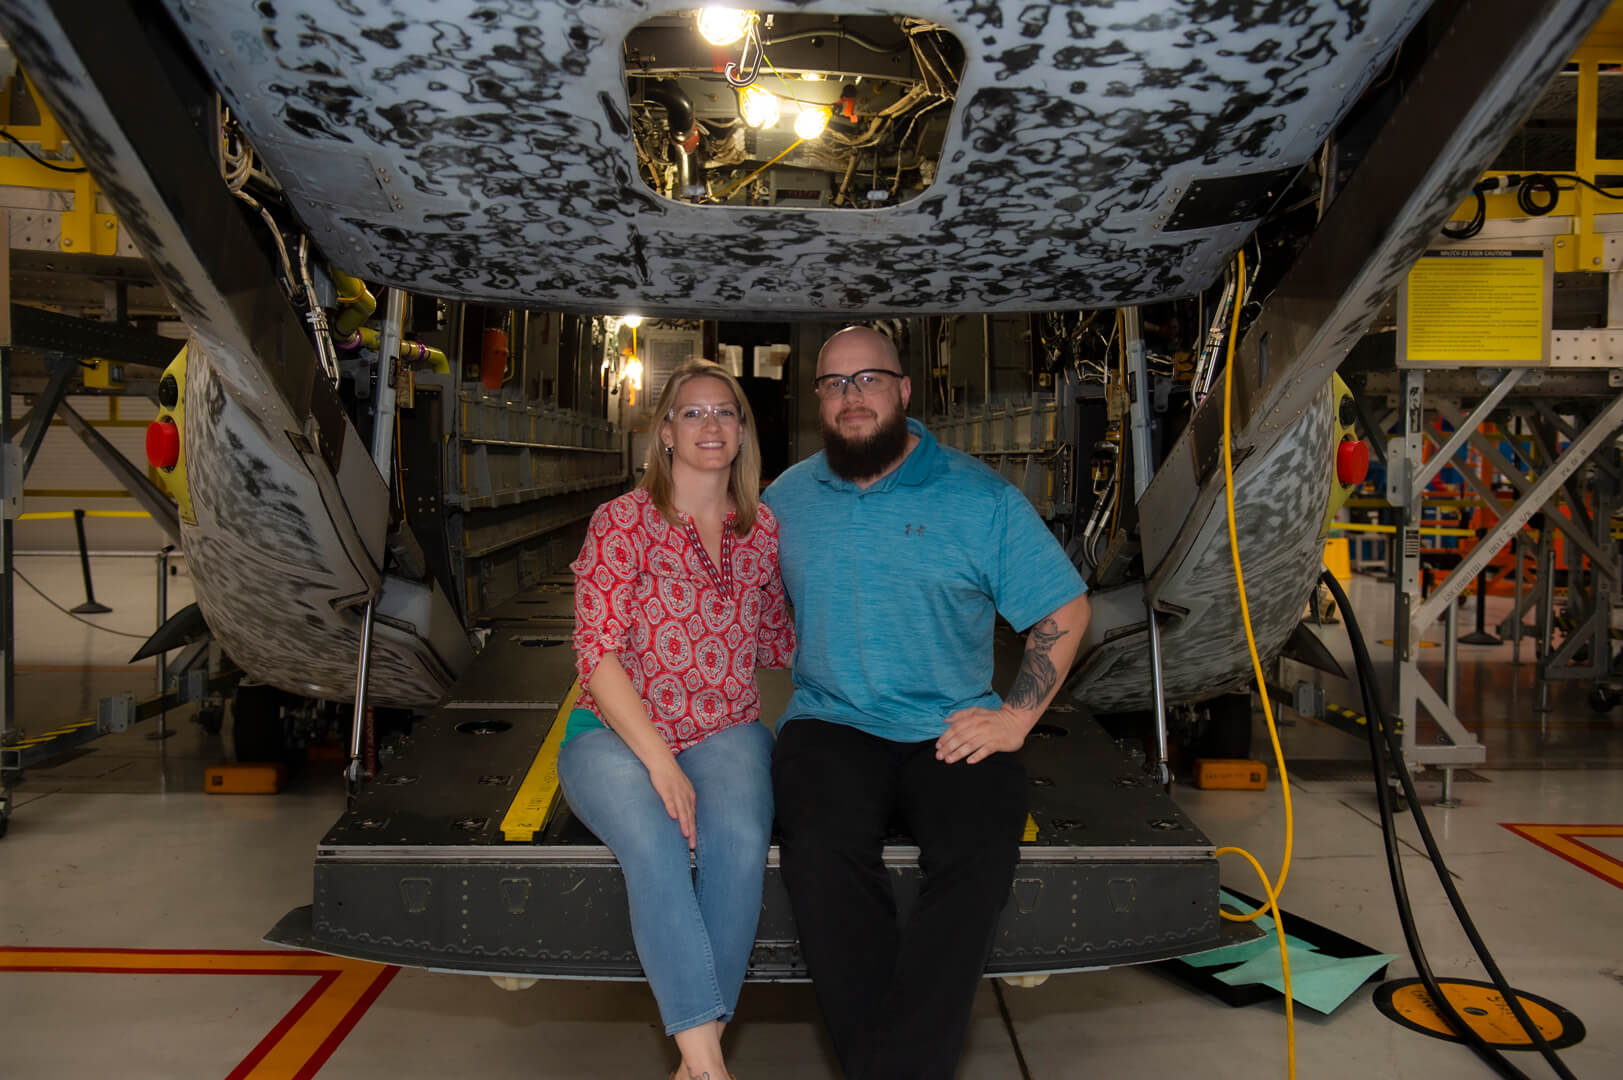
left=146, top=346, right=194, bottom=526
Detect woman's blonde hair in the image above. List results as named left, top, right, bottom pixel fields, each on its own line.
left=642, top=358, right=761, bottom=537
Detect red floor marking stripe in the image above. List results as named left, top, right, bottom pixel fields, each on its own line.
left=0, top=948, right=397, bottom=1080
left=226, top=973, right=338, bottom=1080
left=1502, top=824, right=1623, bottom=891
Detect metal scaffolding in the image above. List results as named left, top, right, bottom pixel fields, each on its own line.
left=1381, top=366, right=1623, bottom=780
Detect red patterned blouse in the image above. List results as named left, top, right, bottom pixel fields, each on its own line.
left=571, top=487, right=795, bottom=753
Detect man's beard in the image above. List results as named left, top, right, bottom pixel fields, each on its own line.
left=822, top=405, right=910, bottom=481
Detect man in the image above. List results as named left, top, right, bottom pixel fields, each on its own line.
left=762, top=326, right=1090, bottom=1079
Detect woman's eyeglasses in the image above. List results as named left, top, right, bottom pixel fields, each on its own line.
left=669, top=403, right=741, bottom=426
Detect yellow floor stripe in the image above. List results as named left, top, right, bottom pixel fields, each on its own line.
left=500, top=679, right=581, bottom=842
left=1022, top=814, right=1039, bottom=842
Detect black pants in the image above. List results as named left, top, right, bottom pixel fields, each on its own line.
left=772, top=718, right=1028, bottom=1080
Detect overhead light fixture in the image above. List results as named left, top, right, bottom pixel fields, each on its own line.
left=622, top=314, right=643, bottom=328
left=739, top=84, right=780, bottom=129
left=697, top=7, right=752, bottom=47
left=802, top=72, right=825, bottom=81
left=794, top=106, right=830, bottom=140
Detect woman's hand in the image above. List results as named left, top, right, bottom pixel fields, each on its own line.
left=645, top=754, right=697, bottom=850
left=583, top=653, right=697, bottom=849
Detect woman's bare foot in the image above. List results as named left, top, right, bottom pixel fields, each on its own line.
left=672, top=1023, right=728, bottom=1080
left=674, top=1064, right=727, bottom=1080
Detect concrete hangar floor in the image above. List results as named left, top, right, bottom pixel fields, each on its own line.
left=1, top=559, right=1619, bottom=1079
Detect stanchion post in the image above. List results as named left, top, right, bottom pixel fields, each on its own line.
left=69, top=509, right=111, bottom=615
left=1536, top=526, right=1555, bottom=713
left=147, top=546, right=175, bottom=741
left=2, top=266, right=17, bottom=838
left=1512, top=535, right=1525, bottom=665
left=1459, top=529, right=1502, bottom=645
left=347, top=288, right=404, bottom=798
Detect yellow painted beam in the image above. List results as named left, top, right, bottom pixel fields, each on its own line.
left=500, top=679, right=581, bottom=842
left=1344, top=497, right=1491, bottom=511
left=18, top=509, right=152, bottom=520
left=1332, top=521, right=1477, bottom=537
left=23, top=489, right=135, bottom=499
left=2, top=70, right=125, bottom=254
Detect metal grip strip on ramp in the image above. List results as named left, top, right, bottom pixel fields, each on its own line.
left=499, top=678, right=580, bottom=842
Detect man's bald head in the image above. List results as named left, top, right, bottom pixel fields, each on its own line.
left=817, top=326, right=901, bottom=377
left=814, top=325, right=912, bottom=482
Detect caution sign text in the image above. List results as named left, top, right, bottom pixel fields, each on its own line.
left=1403, top=249, right=1547, bottom=366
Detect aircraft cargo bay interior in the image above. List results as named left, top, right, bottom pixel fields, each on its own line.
left=1, top=2, right=1622, bottom=1078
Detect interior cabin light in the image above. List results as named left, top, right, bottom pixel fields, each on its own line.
left=697, top=7, right=753, bottom=47
left=802, top=72, right=825, bottom=81
left=739, top=84, right=781, bottom=128
left=794, top=106, right=830, bottom=140
left=622, top=314, right=643, bottom=328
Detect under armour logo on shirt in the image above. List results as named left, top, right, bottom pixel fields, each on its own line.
left=904, top=524, right=926, bottom=537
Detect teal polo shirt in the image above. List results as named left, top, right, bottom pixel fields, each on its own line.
left=762, top=418, right=1086, bottom=743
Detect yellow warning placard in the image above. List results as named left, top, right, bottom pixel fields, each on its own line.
left=1401, top=249, right=1548, bottom=366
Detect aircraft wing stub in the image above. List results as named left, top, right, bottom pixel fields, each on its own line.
left=1138, top=0, right=1613, bottom=580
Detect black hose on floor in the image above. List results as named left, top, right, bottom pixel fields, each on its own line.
left=990, top=979, right=1035, bottom=1080
left=1322, top=572, right=1577, bottom=1080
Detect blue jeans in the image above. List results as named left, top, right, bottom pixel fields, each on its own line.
left=557, top=721, right=774, bottom=1035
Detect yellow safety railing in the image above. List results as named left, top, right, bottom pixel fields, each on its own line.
left=18, top=510, right=152, bottom=521
left=1331, top=521, right=1477, bottom=538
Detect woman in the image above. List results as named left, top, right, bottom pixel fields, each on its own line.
left=559, top=358, right=793, bottom=1080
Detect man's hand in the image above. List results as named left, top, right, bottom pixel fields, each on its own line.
left=936, top=596, right=1091, bottom=765
left=936, top=705, right=1032, bottom=764
left=645, top=755, right=697, bottom=849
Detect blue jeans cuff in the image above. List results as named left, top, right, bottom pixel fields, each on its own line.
left=664, top=1002, right=728, bottom=1037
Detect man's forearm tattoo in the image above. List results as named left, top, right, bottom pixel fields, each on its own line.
left=1006, top=616, right=1066, bottom=710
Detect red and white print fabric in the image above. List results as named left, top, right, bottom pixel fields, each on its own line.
left=572, top=488, right=794, bottom=753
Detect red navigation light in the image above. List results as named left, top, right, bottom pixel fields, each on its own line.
left=1336, top=439, right=1369, bottom=486
left=146, top=418, right=180, bottom=469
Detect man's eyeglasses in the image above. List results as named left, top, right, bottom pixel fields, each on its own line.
left=812, top=369, right=904, bottom=398
left=669, top=403, right=741, bottom=426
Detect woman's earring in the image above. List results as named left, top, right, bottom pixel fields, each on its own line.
left=663, top=442, right=672, bottom=456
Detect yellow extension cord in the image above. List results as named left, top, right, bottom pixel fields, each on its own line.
left=1215, top=249, right=1297, bottom=1077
